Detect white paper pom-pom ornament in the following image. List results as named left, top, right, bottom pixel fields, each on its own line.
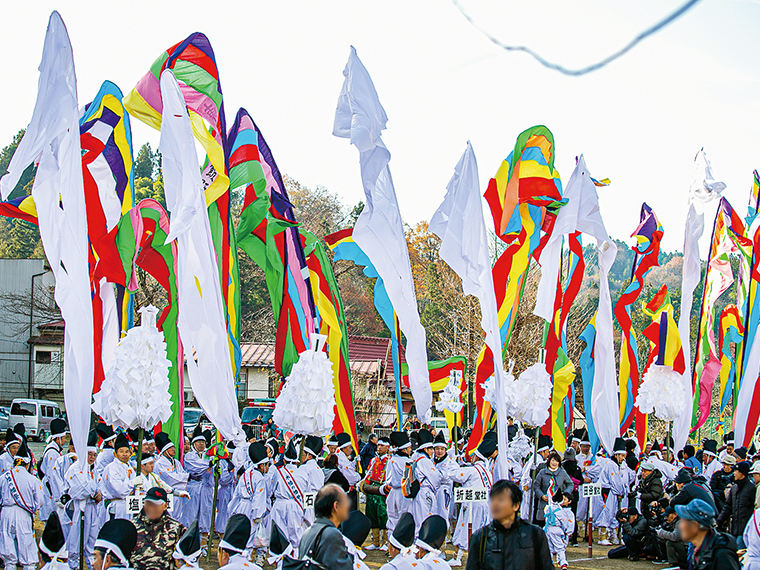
left=636, top=364, right=689, bottom=422
left=92, top=305, right=173, bottom=430
left=273, top=334, right=336, bottom=436
left=435, top=374, right=464, bottom=414
left=508, top=362, right=553, bottom=427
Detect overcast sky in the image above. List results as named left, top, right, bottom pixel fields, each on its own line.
left=2, top=0, right=758, bottom=253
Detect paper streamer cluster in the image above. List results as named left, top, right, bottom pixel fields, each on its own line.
left=435, top=375, right=464, bottom=414
left=484, top=362, right=553, bottom=428
left=92, top=305, right=173, bottom=430
left=273, top=341, right=336, bottom=437
left=636, top=364, right=691, bottom=422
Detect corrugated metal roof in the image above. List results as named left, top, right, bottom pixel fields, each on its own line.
left=240, top=343, right=275, bottom=367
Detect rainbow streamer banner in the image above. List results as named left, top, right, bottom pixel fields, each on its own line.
left=615, top=203, right=663, bottom=446
left=641, top=291, right=685, bottom=374
left=746, top=170, right=760, bottom=227
left=467, top=125, right=566, bottom=456
left=579, top=317, right=600, bottom=453
left=301, top=231, right=359, bottom=451
left=718, top=305, right=744, bottom=429
left=691, top=198, right=745, bottom=431
left=325, top=228, right=403, bottom=426
left=0, top=195, right=37, bottom=223
left=543, top=232, right=583, bottom=451
left=402, top=357, right=467, bottom=432
left=124, top=32, right=241, bottom=380
left=98, top=199, right=184, bottom=454
left=229, top=108, right=316, bottom=376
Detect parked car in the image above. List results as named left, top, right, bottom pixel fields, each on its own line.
left=0, top=407, right=9, bottom=431
left=183, top=407, right=213, bottom=437
left=9, top=399, right=62, bottom=441
left=429, top=417, right=450, bottom=442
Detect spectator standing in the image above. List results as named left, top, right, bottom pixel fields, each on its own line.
left=676, top=499, right=740, bottom=570
left=360, top=433, right=378, bottom=472
left=298, top=485, right=353, bottom=570
left=532, top=452, right=573, bottom=524
left=750, top=461, right=760, bottom=508
left=710, top=455, right=736, bottom=513
left=130, top=487, right=185, bottom=570
left=718, top=461, right=756, bottom=547
left=465, top=480, right=553, bottom=570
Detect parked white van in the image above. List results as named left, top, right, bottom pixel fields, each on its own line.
left=8, top=399, right=62, bottom=441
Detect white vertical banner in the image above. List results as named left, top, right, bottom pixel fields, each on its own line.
left=159, top=70, right=244, bottom=443
left=333, top=47, right=432, bottom=421
left=0, top=12, right=94, bottom=465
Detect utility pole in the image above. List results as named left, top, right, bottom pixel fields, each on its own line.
left=28, top=271, right=45, bottom=397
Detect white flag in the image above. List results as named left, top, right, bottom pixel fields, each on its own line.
left=675, top=150, right=724, bottom=450
left=159, top=70, right=244, bottom=443
left=0, top=12, right=93, bottom=465
left=430, top=141, right=508, bottom=475
left=333, top=47, right=432, bottom=421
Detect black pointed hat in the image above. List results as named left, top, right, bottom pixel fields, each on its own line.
left=580, top=429, right=591, bottom=445
left=483, top=430, right=497, bottom=443
left=96, top=423, right=115, bottom=442
left=537, top=434, right=552, bottom=452
left=724, top=431, right=735, bottom=445
left=95, top=519, right=138, bottom=565
left=220, top=514, right=251, bottom=553
left=326, top=467, right=350, bottom=492
left=87, top=430, right=99, bottom=451
left=451, top=426, right=463, bottom=444
left=16, top=440, right=30, bottom=462
left=336, top=432, right=352, bottom=449
left=304, top=436, right=323, bottom=457
left=39, top=511, right=67, bottom=560
left=202, top=430, right=213, bottom=447
left=476, top=439, right=496, bottom=460
left=340, top=510, right=371, bottom=547
left=507, top=424, right=518, bottom=440
left=417, top=429, right=434, bottom=450
left=50, top=418, right=67, bottom=439
left=191, top=424, right=204, bottom=444
left=703, top=439, right=718, bottom=457
left=248, top=442, right=268, bottom=465
left=155, top=432, right=174, bottom=453
left=174, top=520, right=202, bottom=562
left=433, top=431, right=446, bottom=447
left=266, top=437, right=278, bottom=456
left=390, top=512, right=415, bottom=550
left=613, top=437, right=627, bottom=454
left=283, top=440, right=299, bottom=463
left=390, top=431, right=410, bottom=451
left=651, top=440, right=662, bottom=453
left=416, top=515, right=447, bottom=551
left=269, top=522, right=291, bottom=556
left=13, top=423, right=26, bottom=440
left=113, top=432, right=130, bottom=452
left=4, top=428, right=18, bottom=446
left=126, top=428, right=139, bottom=445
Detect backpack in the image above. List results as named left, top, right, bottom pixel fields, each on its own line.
left=401, top=457, right=422, bottom=499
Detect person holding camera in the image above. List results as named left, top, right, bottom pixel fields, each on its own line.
left=655, top=506, right=688, bottom=569
left=607, top=507, right=651, bottom=561
left=630, top=461, right=663, bottom=519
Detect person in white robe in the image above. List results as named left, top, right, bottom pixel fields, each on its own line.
left=378, top=512, right=416, bottom=570
left=382, top=432, right=412, bottom=535
left=65, top=432, right=103, bottom=570
left=432, top=432, right=455, bottom=530
left=543, top=491, right=575, bottom=569
left=596, top=438, right=629, bottom=546
left=38, top=511, right=69, bottom=570
left=40, top=418, right=68, bottom=521
left=215, top=458, right=236, bottom=532
left=520, top=434, right=552, bottom=522
left=172, top=520, right=203, bottom=570
left=412, top=515, right=447, bottom=570
left=183, top=428, right=214, bottom=537
left=99, top=433, right=136, bottom=521
left=743, top=509, right=760, bottom=570
left=230, top=442, right=271, bottom=563
left=297, top=436, right=326, bottom=527
left=0, top=428, right=23, bottom=475
left=447, top=439, right=494, bottom=567
left=0, top=442, right=45, bottom=570
left=410, top=430, right=441, bottom=533
left=153, top=431, right=189, bottom=522
left=270, top=441, right=307, bottom=551
left=93, top=424, right=116, bottom=476
left=217, top=514, right=263, bottom=570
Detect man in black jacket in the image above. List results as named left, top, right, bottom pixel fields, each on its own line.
left=299, top=484, right=353, bottom=570
left=465, top=480, right=553, bottom=570
left=710, top=455, right=736, bottom=513
left=718, top=460, right=756, bottom=547
left=631, top=462, right=663, bottom=518
left=676, top=499, right=740, bottom=570
left=670, top=469, right=718, bottom=515
left=608, top=507, right=650, bottom=561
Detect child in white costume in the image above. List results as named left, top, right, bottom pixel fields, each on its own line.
left=544, top=491, right=575, bottom=570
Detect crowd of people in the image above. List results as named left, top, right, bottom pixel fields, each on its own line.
left=0, top=415, right=756, bottom=570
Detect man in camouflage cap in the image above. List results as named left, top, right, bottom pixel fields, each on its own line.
left=130, top=487, right=185, bottom=570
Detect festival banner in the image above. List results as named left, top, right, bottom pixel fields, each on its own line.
left=401, top=357, right=467, bottom=431
left=615, top=203, right=663, bottom=446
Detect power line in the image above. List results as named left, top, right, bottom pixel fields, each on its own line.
left=452, top=0, right=702, bottom=76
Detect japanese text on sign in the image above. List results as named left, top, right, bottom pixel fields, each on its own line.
left=126, top=494, right=174, bottom=515
left=304, top=492, right=316, bottom=510
left=580, top=483, right=602, bottom=498
left=454, top=486, right=488, bottom=503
